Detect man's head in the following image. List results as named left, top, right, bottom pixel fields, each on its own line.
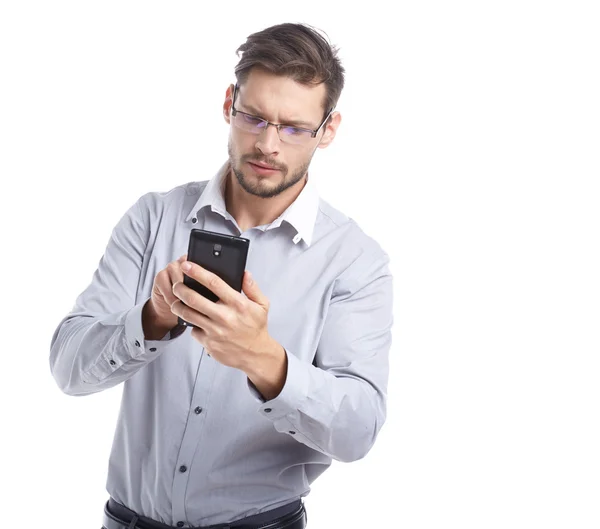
left=223, top=23, right=344, bottom=199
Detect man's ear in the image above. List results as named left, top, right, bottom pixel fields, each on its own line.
left=317, top=111, right=342, bottom=149
left=223, top=84, right=235, bottom=124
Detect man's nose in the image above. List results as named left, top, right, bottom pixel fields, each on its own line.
left=255, top=123, right=281, bottom=155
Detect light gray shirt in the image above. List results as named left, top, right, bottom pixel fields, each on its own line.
left=49, top=161, right=394, bottom=527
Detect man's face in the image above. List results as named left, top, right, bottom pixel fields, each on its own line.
left=224, top=68, right=336, bottom=199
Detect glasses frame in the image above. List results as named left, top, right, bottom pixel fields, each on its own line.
left=230, top=83, right=334, bottom=142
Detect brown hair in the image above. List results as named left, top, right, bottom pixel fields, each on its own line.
left=234, top=23, right=345, bottom=119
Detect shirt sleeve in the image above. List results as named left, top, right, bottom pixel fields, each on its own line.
left=49, top=194, right=187, bottom=396
left=247, top=250, right=394, bottom=463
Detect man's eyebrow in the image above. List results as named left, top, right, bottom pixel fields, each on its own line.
left=240, top=102, right=315, bottom=128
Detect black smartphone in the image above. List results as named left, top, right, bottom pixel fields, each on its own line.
left=177, top=229, right=250, bottom=328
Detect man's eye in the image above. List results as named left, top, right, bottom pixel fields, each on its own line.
left=281, top=126, right=308, bottom=136
left=242, top=114, right=264, bottom=126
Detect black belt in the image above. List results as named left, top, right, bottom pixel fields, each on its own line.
left=102, top=497, right=307, bottom=529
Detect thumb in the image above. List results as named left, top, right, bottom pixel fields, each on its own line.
left=242, top=271, right=268, bottom=307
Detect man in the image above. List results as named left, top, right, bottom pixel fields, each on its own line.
left=50, top=22, right=394, bottom=529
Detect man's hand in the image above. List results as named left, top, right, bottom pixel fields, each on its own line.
left=171, top=261, right=279, bottom=371
left=171, top=261, right=288, bottom=400
left=142, top=254, right=188, bottom=340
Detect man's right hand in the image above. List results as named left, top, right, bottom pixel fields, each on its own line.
left=142, top=254, right=188, bottom=340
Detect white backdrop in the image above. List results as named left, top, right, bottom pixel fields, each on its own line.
left=1, top=1, right=599, bottom=528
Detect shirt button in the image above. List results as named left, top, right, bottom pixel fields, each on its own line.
left=135, top=340, right=140, bottom=347
left=289, top=431, right=296, bottom=435
left=177, top=523, right=185, bottom=527
left=149, top=347, right=156, bottom=352
left=109, top=360, right=116, bottom=366
left=264, top=408, right=272, bottom=413
left=191, top=217, right=197, bottom=224
left=179, top=465, right=187, bottom=473
left=194, top=406, right=203, bottom=414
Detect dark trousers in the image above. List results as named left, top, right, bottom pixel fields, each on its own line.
left=102, top=497, right=307, bottom=529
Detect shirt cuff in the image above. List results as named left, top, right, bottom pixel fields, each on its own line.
left=85, top=301, right=187, bottom=381
left=247, top=349, right=311, bottom=421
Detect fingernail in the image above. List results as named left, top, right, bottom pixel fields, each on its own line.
left=181, top=262, right=191, bottom=271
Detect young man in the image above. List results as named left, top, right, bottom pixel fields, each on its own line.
left=50, top=23, right=394, bottom=529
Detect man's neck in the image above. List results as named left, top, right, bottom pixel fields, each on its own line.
left=225, top=170, right=306, bottom=233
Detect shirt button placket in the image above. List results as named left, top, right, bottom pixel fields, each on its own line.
left=172, top=351, right=215, bottom=522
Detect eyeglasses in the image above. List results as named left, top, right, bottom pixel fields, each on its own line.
left=230, top=84, right=333, bottom=146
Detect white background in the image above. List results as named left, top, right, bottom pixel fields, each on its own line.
left=1, top=1, right=599, bottom=528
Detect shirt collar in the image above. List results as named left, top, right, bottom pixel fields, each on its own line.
left=276, top=172, right=319, bottom=246
left=185, top=160, right=230, bottom=222
left=185, top=161, right=320, bottom=246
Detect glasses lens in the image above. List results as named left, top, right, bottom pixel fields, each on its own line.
left=234, top=112, right=266, bottom=134
left=279, top=126, right=312, bottom=145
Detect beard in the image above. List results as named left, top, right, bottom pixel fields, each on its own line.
left=227, top=139, right=313, bottom=199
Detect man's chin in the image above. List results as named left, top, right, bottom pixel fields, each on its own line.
left=235, top=171, right=279, bottom=198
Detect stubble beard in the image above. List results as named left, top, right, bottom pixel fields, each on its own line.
left=227, top=140, right=312, bottom=199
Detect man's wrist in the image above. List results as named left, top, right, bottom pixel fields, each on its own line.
left=243, top=338, right=288, bottom=401
left=142, top=300, right=176, bottom=340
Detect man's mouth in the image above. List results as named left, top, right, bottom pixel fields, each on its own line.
left=248, top=161, right=280, bottom=174
left=250, top=161, right=277, bottom=170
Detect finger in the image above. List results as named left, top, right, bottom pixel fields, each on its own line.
left=169, top=259, right=185, bottom=285
left=241, top=271, right=269, bottom=309
left=158, top=261, right=185, bottom=306
left=171, top=280, right=226, bottom=321
left=171, top=299, right=214, bottom=331
left=181, top=261, right=240, bottom=305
